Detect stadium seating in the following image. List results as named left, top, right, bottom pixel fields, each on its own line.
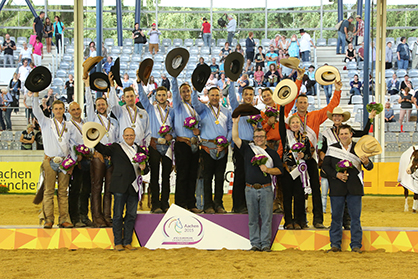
left=402, top=122, right=416, bottom=132
left=388, top=122, right=401, bottom=132
left=385, top=132, right=397, bottom=143
left=385, top=143, right=399, bottom=152
left=400, top=143, right=410, bottom=152
left=398, top=133, right=411, bottom=143
left=316, top=38, right=326, bottom=46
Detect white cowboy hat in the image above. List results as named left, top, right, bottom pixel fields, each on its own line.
left=315, top=65, right=341, bottom=86
left=272, top=79, right=298, bottom=106
left=354, top=135, right=382, bottom=157
left=327, top=107, right=351, bottom=122
left=82, top=122, right=106, bottom=148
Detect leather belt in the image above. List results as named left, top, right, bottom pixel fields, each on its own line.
left=201, top=139, right=216, bottom=144
left=246, top=183, right=271, bottom=190
left=176, top=136, right=198, bottom=147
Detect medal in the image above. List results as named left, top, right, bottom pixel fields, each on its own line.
left=58, top=137, right=62, bottom=142
left=209, top=104, right=221, bottom=125
left=132, top=124, right=136, bottom=128
left=127, top=106, right=138, bottom=127
left=215, top=120, right=220, bottom=125
left=157, top=104, right=170, bottom=125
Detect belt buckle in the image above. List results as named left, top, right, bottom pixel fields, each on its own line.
left=53, top=157, right=63, bottom=164
left=190, top=137, right=198, bottom=145
left=253, top=183, right=262, bottom=190
left=157, top=138, right=167, bottom=145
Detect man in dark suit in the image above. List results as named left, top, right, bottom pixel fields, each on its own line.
left=322, top=124, right=374, bottom=253
left=94, top=127, right=149, bottom=251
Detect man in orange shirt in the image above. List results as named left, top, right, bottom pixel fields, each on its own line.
left=260, top=67, right=304, bottom=213
left=290, top=80, right=342, bottom=228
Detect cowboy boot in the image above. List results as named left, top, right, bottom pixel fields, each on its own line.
left=103, top=165, right=113, bottom=227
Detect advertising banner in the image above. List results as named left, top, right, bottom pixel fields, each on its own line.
left=0, top=162, right=41, bottom=193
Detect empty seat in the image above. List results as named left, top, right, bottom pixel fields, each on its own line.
left=52, top=78, right=64, bottom=87
left=307, top=96, right=315, bottom=105
left=105, top=38, right=114, bottom=47
left=66, top=47, right=75, bottom=54
left=412, top=133, right=418, bottom=142
left=316, top=38, right=326, bottom=46
left=17, top=37, right=27, bottom=44
left=400, top=143, right=410, bottom=152
left=201, top=47, right=210, bottom=55
left=352, top=104, right=363, bottom=115
left=0, top=131, right=13, bottom=141
left=385, top=132, right=397, bottom=143
left=84, top=38, right=92, bottom=46
left=261, top=39, right=270, bottom=47
left=122, top=47, right=133, bottom=55
left=389, top=95, right=399, bottom=103
left=154, top=54, right=164, bottom=63
left=386, top=37, right=395, bottom=44
left=396, top=69, right=407, bottom=78
left=0, top=142, right=8, bottom=150
left=120, top=55, right=130, bottom=63
left=328, top=38, right=337, bottom=46
left=184, top=39, right=194, bottom=47
left=131, top=55, right=141, bottom=63
left=129, top=63, right=138, bottom=70
left=398, top=133, right=411, bottom=143
left=111, top=47, right=121, bottom=54
left=173, top=39, right=183, bottom=47
left=162, top=39, right=171, bottom=47
left=10, top=142, right=20, bottom=150
left=195, top=39, right=204, bottom=47
left=239, top=39, right=246, bottom=47
left=217, top=39, right=226, bottom=47
left=190, top=47, right=199, bottom=55
left=385, top=143, right=399, bottom=152
left=409, top=69, right=418, bottom=78
left=63, top=54, right=73, bottom=62
left=385, top=69, right=394, bottom=78
left=119, top=63, right=128, bottom=70
left=352, top=96, right=363, bottom=105
left=153, top=64, right=163, bottom=71
left=347, top=70, right=358, bottom=79
left=388, top=122, right=401, bottom=132
left=347, top=62, right=357, bottom=70
left=14, top=131, right=22, bottom=142
left=403, top=122, right=416, bottom=132
left=407, top=37, right=417, bottom=46
left=411, top=78, right=418, bottom=87
left=56, top=70, right=67, bottom=78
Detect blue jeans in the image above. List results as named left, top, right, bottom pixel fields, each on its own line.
left=4, top=54, right=14, bottom=67
left=195, top=178, right=204, bottom=210
left=321, top=178, right=329, bottom=213
left=266, top=81, right=278, bottom=87
left=336, top=31, right=346, bottom=54
left=245, top=185, right=274, bottom=249
left=227, top=32, right=235, bottom=45
left=330, top=195, right=362, bottom=250
left=113, top=192, right=139, bottom=246
left=301, top=51, right=310, bottom=62
left=203, top=33, right=211, bottom=47
left=134, top=43, right=143, bottom=56
left=350, top=88, right=361, bottom=95
left=0, top=110, right=5, bottom=130
left=4, top=108, right=12, bottom=130
left=324, top=85, right=333, bottom=104
left=398, top=59, right=409, bottom=70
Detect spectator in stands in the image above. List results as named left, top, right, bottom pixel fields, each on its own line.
left=199, top=88, right=209, bottom=104
left=219, top=42, right=232, bottom=60
left=288, top=34, right=300, bottom=58
left=20, top=124, right=35, bottom=150
left=121, top=73, right=134, bottom=90
left=205, top=73, right=218, bottom=91
left=210, top=58, right=219, bottom=76
left=387, top=73, right=400, bottom=95
left=18, top=60, right=30, bottom=91
left=277, top=49, right=285, bottom=67
left=337, top=16, right=353, bottom=55
left=1, top=34, right=16, bottom=68
left=235, top=43, right=244, bottom=56
left=299, top=29, right=316, bottom=62
left=270, top=34, right=281, bottom=50
left=354, top=15, right=364, bottom=45
left=385, top=41, right=393, bottom=69
left=40, top=96, right=51, bottom=117
left=401, top=74, right=413, bottom=90
left=237, top=74, right=249, bottom=96
left=9, top=73, right=22, bottom=106
left=279, top=54, right=296, bottom=80
left=33, top=11, right=45, bottom=42
left=357, top=42, right=364, bottom=61
left=344, top=43, right=357, bottom=62
left=306, top=65, right=316, bottom=96
left=226, top=14, right=236, bottom=45
left=399, top=87, right=413, bottom=126
left=143, top=75, right=157, bottom=100
left=350, top=74, right=362, bottom=96
left=266, top=45, right=278, bottom=68
left=102, top=56, right=113, bottom=75
left=368, top=74, right=375, bottom=94
left=245, top=32, right=256, bottom=72
left=254, top=46, right=265, bottom=70
left=412, top=37, right=418, bottom=69
left=18, top=42, right=32, bottom=65
left=397, top=37, right=410, bottom=70
left=34, top=123, right=43, bottom=150
left=23, top=91, right=34, bottom=124
left=132, top=22, right=146, bottom=56
left=0, top=92, right=5, bottom=131
left=201, top=17, right=211, bottom=49
left=64, top=74, right=75, bottom=103
left=265, top=63, right=279, bottom=87
left=161, top=74, right=170, bottom=91
left=254, top=65, right=265, bottom=86
left=279, top=35, right=289, bottom=54
left=29, top=62, right=35, bottom=70
left=347, top=19, right=356, bottom=45
left=384, top=102, right=395, bottom=122
left=148, top=23, right=161, bottom=55
left=196, top=57, right=205, bottom=68
left=217, top=73, right=227, bottom=90
left=53, top=16, right=65, bottom=54
left=45, top=89, right=55, bottom=110
left=32, top=37, right=43, bottom=66
left=84, top=41, right=95, bottom=60
left=1, top=88, right=13, bottom=130
left=43, top=17, right=53, bottom=54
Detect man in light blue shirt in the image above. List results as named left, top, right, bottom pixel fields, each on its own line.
left=138, top=83, right=175, bottom=213
left=102, top=56, right=114, bottom=75
left=192, top=87, right=232, bottom=213
left=172, top=78, right=202, bottom=213
left=266, top=46, right=278, bottom=68
left=226, top=15, right=236, bottom=45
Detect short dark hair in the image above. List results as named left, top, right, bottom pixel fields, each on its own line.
left=258, top=46, right=263, bottom=50
left=208, top=87, right=220, bottom=94
left=156, top=86, right=167, bottom=93
left=297, top=94, right=308, bottom=101
left=39, top=11, right=45, bottom=15
left=134, top=22, right=139, bottom=25
left=52, top=100, right=65, bottom=109
left=180, top=83, right=191, bottom=91
left=242, top=86, right=255, bottom=94
left=261, top=88, right=273, bottom=95
left=123, top=87, right=135, bottom=95
left=339, top=124, right=352, bottom=134
left=253, top=128, right=266, bottom=136
left=95, top=97, right=108, bottom=105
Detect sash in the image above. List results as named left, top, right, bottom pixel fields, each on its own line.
left=322, top=127, right=339, bottom=147
left=119, top=142, right=143, bottom=199
left=327, top=145, right=362, bottom=172
left=286, top=130, right=311, bottom=194
left=249, top=143, right=275, bottom=191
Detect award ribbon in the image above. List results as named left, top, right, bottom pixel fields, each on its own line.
left=209, top=103, right=220, bottom=125
left=98, top=114, right=111, bottom=136
left=70, top=119, right=83, bottom=135
left=54, top=118, right=66, bottom=142
left=127, top=106, right=138, bottom=127
left=157, top=104, right=170, bottom=124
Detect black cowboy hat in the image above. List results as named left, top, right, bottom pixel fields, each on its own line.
left=110, top=57, right=123, bottom=88
left=192, top=64, right=211, bottom=93
left=224, top=52, right=244, bottom=82
left=25, top=66, right=52, bottom=92
left=232, top=103, right=260, bottom=118
left=137, top=58, right=154, bottom=86
left=90, top=72, right=110, bottom=92
left=165, top=47, right=189, bottom=78
left=82, top=56, right=104, bottom=78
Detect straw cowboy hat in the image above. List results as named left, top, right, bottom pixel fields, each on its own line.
left=192, top=64, right=211, bottom=92
left=110, top=57, right=123, bottom=88
left=137, top=58, right=154, bottom=85
left=165, top=47, right=189, bottom=78
left=279, top=57, right=300, bottom=70
left=82, top=122, right=106, bottom=149
left=315, top=65, right=341, bottom=86
left=272, top=79, right=298, bottom=106
left=89, top=72, right=110, bottom=92
left=224, top=52, right=244, bottom=81
left=25, top=66, right=52, bottom=92
left=327, top=107, right=351, bottom=122
left=354, top=135, right=382, bottom=157
left=83, top=56, right=104, bottom=79
left=232, top=103, right=260, bottom=118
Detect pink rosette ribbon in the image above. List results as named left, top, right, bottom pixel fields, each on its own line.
left=298, top=162, right=311, bottom=194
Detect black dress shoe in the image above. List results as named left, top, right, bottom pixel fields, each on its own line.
left=314, top=223, right=327, bottom=229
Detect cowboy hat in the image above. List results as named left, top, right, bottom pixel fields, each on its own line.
left=272, top=79, right=298, bottom=106
left=25, top=66, right=52, bottom=92
left=165, top=48, right=189, bottom=78
left=90, top=72, right=110, bottom=92
left=137, top=58, right=154, bottom=85
left=192, top=64, right=211, bottom=92
left=82, top=122, right=106, bottom=148
left=232, top=103, right=260, bottom=118
left=354, top=135, right=382, bottom=158
left=279, top=57, right=300, bottom=70
left=110, top=57, right=123, bottom=88
left=83, top=56, right=104, bottom=79
left=315, top=65, right=341, bottom=86
left=327, top=107, right=351, bottom=122
left=224, top=52, right=244, bottom=81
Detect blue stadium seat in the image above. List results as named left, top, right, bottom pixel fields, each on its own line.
left=400, top=143, right=410, bottom=152
left=10, top=142, right=20, bottom=150
left=385, top=143, right=399, bottom=152
left=184, top=39, right=194, bottom=47
left=352, top=96, right=363, bottom=105
left=403, top=122, right=416, bottom=132
left=0, top=131, right=13, bottom=141
left=261, top=39, right=270, bottom=47
left=328, top=38, right=337, bottom=46
left=388, top=122, right=401, bottom=132
left=398, top=133, right=411, bottom=143
left=412, top=133, right=418, bottom=142
left=409, top=69, right=418, bottom=78
left=385, top=69, right=394, bottom=78
left=195, top=39, right=204, bottom=47
left=173, top=39, right=183, bottom=47
left=396, top=69, right=407, bottom=78
left=316, top=38, right=326, bottom=46
left=124, top=39, right=133, bottom=46
left=162, top=38, right=171, bottom=47
left=385, top=132, right=397, bottom=143
left=14, top=131, right=22, bottom=142
left=0, top=142, right=8, bottom=150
